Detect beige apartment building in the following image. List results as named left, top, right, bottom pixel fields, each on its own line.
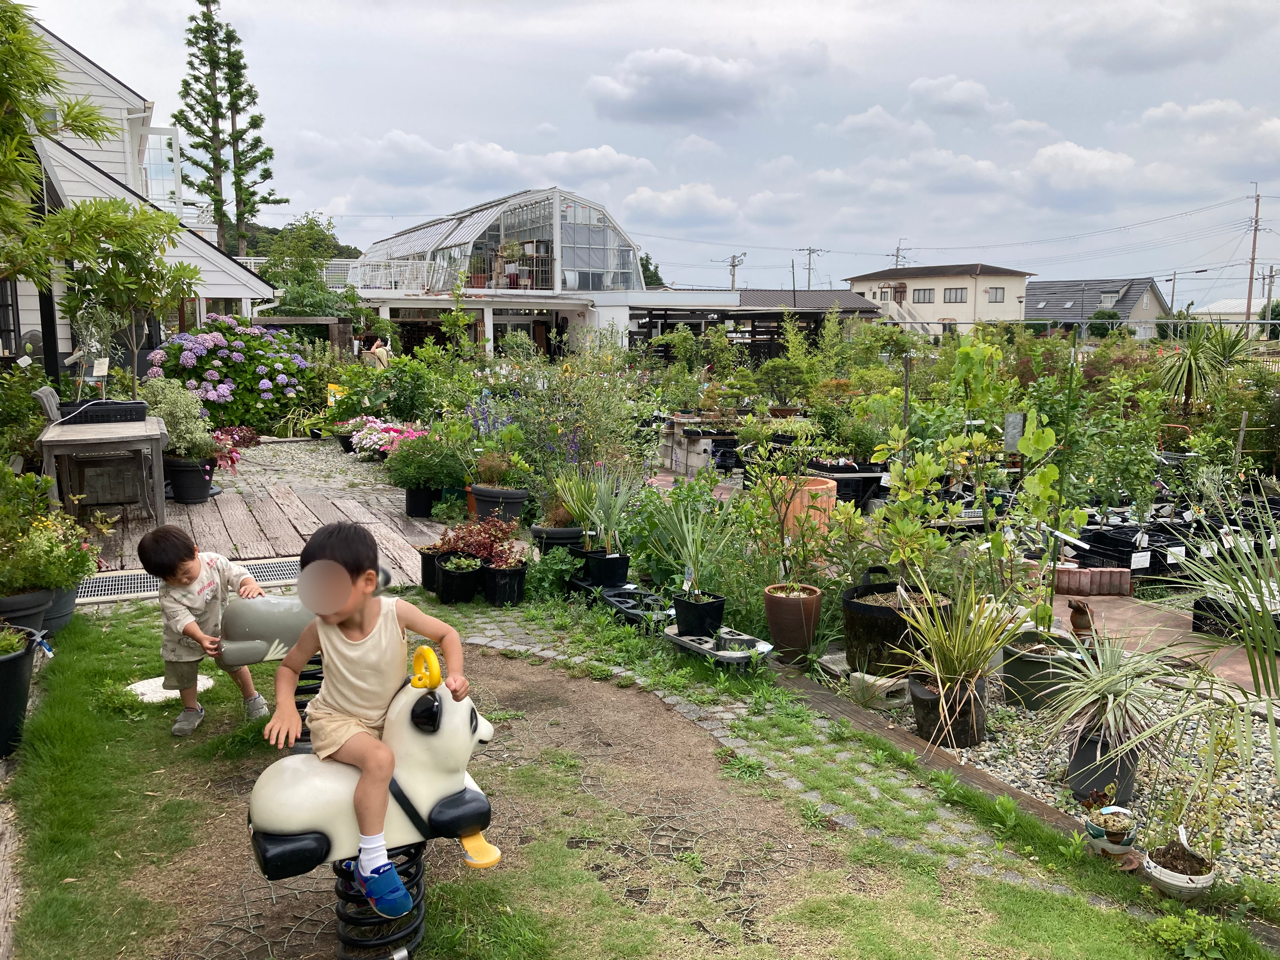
left=843, top=264, right=1034, bottom=335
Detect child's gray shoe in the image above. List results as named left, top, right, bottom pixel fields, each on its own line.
left=172, top=706, right=205, bottom=736
left=244, top=694, right=269, bottom=721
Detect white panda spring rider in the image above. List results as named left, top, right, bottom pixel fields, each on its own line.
left=248, top=646, right=502, bottom=881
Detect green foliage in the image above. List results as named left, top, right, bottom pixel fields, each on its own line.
left=929, top=770, right=965, bottom=804
left=0, top=359, right=49, bottom=468
left=141, top=377, right=219, bottom=460
left=259, top=211, right=365, bottom=319
left=756, top=357, right=810, bottom=405
left=385, top=434, right=467, bottom=490
left=524, top=547, right=582, bottom=603
left=0, top=626, right=28, bottom=656
left=639, top=252, right=663, bottom=288
left=1147, top=910, right=1230, bottom=959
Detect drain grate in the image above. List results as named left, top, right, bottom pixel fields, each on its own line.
left=78, top=556, right=301, bottom=603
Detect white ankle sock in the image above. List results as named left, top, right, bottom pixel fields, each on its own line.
left=358, top=833, right=389, bottom=874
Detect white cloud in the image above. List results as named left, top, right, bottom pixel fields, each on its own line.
left=993, top=118, right=1060, bottom=140
left=671, top=133, right=723, bottom=155
left=812, top=148, right=1005, bottom=198
left=906, top=75, right=1010, bottom=117
left=587, top=49, right=766, bottom=123
left=757, top=155, right=801, bottom=178
left=533, top=122, right=559, bottom=136
left=1039, top=0, right=1280, bottom=74
left=819, top=105, right=934, bottom=142
left=1027, top=141, right=1135, bottom=191
left=743, top=190, right=804, bottom=226
left=622, top=183, right=738, bottom=224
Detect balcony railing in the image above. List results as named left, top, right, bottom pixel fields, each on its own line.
left=235, top=254, right=558, bottom=294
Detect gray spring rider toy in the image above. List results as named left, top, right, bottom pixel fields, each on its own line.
left=224, top=584, right=501, bottom=958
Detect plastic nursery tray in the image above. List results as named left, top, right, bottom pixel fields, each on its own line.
left=600, top=586, right=674, bottom=634
left=662, top=624, right=773, bottom=666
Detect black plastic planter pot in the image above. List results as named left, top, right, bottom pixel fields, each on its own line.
left=404, top=486, right=440, bottom=518
left=1001, top=639, right=1077, bottom=711
left=531, top=525, right=584, bottom=554
left=435, top=552, right=481, bottom=605
left=484, top=563, right=527, bottom=607
left=585, top=553, right=630, bottom=588
left=842, top=567, right=944, bottom=676
left=165, top=457, right=215, bottom=504
left=470, top=485, right=529, bottom=521
left=908, top=675, right=987, bottom=748
left=42, top=586, right=79, bottom=636
left=0, top=589, right=53, bottom=631
left=336, top=434, right=355, bottom=453
left=0, top=626, right=38, bottom=758
left=1067, top=734, right=1138, bottom=804
left=673, top=593, right=726, bottom=637
left=419, top=550, right=440, bottom=593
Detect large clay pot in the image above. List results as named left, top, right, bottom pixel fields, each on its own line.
left=0, top=589, right=54, bottom=631
left=763, top=584, right=822, bottom=663
left=782, top=477, right=837, bottom=534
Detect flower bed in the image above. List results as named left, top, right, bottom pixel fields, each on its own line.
left=146, top=315, right=313, bottom=431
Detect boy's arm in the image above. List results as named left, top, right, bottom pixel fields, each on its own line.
left=217, top=555, right=263, bottom=599
left=182, top=620, right=221, bottom=656
left=263, top=622, right=321, bottom=748
left=395, top=599, right=468, bottom=701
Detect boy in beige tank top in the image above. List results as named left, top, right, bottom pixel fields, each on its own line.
left=263, top=523, right=467, bottom=918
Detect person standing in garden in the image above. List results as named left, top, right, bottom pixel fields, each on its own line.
left=262, top=522, right=469, bottom=919
left=370, top=337, right=389, bottom=369
left=137, top=525, right=271, bottom=736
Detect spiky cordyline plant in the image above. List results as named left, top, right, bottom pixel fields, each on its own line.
left=643, top=493, right=735, bottom=596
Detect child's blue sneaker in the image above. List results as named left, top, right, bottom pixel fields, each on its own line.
left=356, top=861, right=413, bottom=918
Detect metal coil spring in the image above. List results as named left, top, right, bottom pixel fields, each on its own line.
left=330, top=842, right=427, bottom=960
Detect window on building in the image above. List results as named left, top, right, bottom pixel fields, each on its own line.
left=988, top=287, right=1004, bottom=303
left=943, top=288, right=967, bottom=304
left=880, top=289, right=890, bottom=301
left=1143, top=293, right=1150, bottom=309
left=912, top=288, right=935, bottom=304
left=1063, top=300, right=1074, bottom=309
left=1036, top=301, right=1046, bottom=309
left=1099, top=291, right=1119, bottom=308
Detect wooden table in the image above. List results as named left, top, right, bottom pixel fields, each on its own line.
left=36, top=417, right=168, bottom=526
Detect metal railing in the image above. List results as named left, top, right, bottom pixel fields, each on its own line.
left=237, top=257, right=365, bottom=289
left=234, top=254, right=557, bottom=294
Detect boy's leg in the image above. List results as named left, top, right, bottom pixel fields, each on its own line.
left=215, top=659, right=269, bottom=720
left=164, top=660, right=204, bottom=736
left=227, top=665, right=257, bottom=699
left=178, top=685, right=200, bottom=710
left=328, top=732, right=412, bottom=918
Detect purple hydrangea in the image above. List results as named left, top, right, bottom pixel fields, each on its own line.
left=273, top=363, right=284, bottom=371
left=179, top=351, right=197, bottom=368
left=231, top=340, right=245, bottom=349
left=287, top=377, right=298, bottom=386
left=208, top=332, right=227, bottom=347
left=284, top=387, right=296, bottom=397
left=199, top=407, right=210, bottom=418
left=146, top=366, right=163, bottom=379
left=147, top=348, right=166, bottom=365
left=260, top=391, right=274, bottom=400
left=255, top=350, right=265, bottom=355
left=296, top=360, right=309, bottom=369
left=256, top=365, right=268, bottom=375
left=204, top=370, right=220, bottom=382
left=190, top=344, right=207, bottom=357
left=275, top=374, right=288, bottom=386
left=258, top=379, right=272, bottom=390
left=290, top=354, right=304, bottom=364
left=185, top=379, right=198, bottom=390
left=231, top=352, right=245, bottom=363
left=215, top=383, right=232, bottom=399
left=211, top=359, right=223, bottom=368
left=217, top=349, right=230, bottom=358
left=195, top=333, right=214, bottom=349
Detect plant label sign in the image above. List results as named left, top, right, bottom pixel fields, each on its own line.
left=1166, top=546, right=1186, bottom=563
left=16, top=354, right=31, bottom=368
left=879, top=472, right=890, bottom=487
left=92, top=357, right=109, bottom=376
left=1129, top=551, right=1151, bottom=570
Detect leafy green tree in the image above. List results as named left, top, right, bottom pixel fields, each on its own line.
left=0, top=0, right=114, bottom=287
left=1086, top=308, right=1122, bottom=339
left=223, top=24, right=287, bottom=256
left=640, top=252, right=663, bottom=288
left=56, top=200, right=201, bottom=399
left=259, top=211, right=363, bottom=319
left=172, top=0, right=231, bottom=251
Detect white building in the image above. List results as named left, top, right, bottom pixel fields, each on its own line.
left=1191, top=298, right=1277, bottom=336
left=842, top=264, right=1033, bottom=334
left=3, top=25, right=273, bottom=377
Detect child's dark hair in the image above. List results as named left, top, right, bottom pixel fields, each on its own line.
left=137, top=525, right=198, bottom=579
left=300, top=523, right=379, bottom=579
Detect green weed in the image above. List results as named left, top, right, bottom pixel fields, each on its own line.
left=723, top=755, right=766, bottom=782
left=799, top=799, right=828, bottom=829
left=673, top=850, right=705, bottom=873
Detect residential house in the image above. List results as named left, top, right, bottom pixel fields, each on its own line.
left=841, top=264, right=1033, bottom=334
left=1190, top=299, right=1270, bottom=335
left=3, top=25, right=273, bottom=377
left=1024, top=278, right=1169, bottom=338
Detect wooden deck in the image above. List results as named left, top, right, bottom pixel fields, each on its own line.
left=92, top=487, right=443, bottom=586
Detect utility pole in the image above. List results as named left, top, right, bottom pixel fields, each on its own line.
left=791, top=260, right=797, bottom=308
left=1169, top=271, right=1176, bottom=314
left=893, top=238, right=907, bottom=269
left=797, top=246, right=827, bottom=290
left=722, top=252, right=745, bottom=290
left=1267, top=264, right=1276, bottom=334
left=1245, top=183, right=1260, bottom=334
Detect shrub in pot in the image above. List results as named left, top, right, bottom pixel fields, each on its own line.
left=893, top=577, right=1027, bottom=749
left=842, top=566, right=949, bottom=677
left=530, top=500, right=583, bottom=554
left=385, top=434, right=467, bottom=518
left=143, top=378, right=223, bottom=504
left=469, top=449, right=532, bottom=521
left=0, top=626, right=38, bottom=757
left=436, top=552, right=481, bottom=604
left=484, top=542, right=527, bottom=607
left=641, top=491, right=734, bottom=638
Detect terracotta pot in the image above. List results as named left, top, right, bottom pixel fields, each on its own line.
left=465, top=484, right=477, bottom=518
left=763, top=584, right=822, bottom=663
left=782, top=477, right=837, bottom=534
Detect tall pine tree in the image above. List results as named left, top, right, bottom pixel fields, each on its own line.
left=223, top=24, right=287, bottom=256
left=171, top=0, right=230, bottom=251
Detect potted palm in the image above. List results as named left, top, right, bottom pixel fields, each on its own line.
left=583, top=466, right=643, bottom=588
left=893, top=579, right=1025, bottom=748
left=143, top=378, right=222, bottom=504
left=385, top=434, right=467, bottom=518
left=643, top=493, right=735, bottom=637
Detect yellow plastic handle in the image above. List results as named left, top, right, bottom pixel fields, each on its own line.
left=410, top=645, right=442, bottom=689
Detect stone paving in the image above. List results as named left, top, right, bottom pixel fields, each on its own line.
left=438, top=598, right=1154, bottom=918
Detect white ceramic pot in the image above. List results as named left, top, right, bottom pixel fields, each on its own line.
left=1144, top=828, right=1215, bottom=901
left=1083, top=806, right=1137, bottom=855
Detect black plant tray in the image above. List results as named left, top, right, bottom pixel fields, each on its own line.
left=601, top=586, right=674, bottom=634
left=567, top=576, right=601, bottom=602
left=58, top=399, right=148, bottom=425
left=661, top=624, right=773, bottom=666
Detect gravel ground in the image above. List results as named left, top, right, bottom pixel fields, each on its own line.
left=225, top=437, right=399, bottom=500
left=886, top=685, right=1280, bottom=884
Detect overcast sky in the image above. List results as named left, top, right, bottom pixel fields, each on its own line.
left=33, top=0, right=1280, bottom=307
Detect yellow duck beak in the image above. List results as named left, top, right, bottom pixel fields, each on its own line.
left=459, top=832, right=501, bottom=869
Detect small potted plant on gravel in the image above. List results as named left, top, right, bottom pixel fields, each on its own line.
left=385, top=433, right=467, bottom=518
left=643, top=493, right=735, bottom=638
left=893, top=577, right=1025, bottom=748
left=0, top=625, right=38, bottom=757
left=143, top=377, right=223, bottom=504
left=1080, top=788, right=1138, bottom=856
left=484, top=541, right=528, bottom=607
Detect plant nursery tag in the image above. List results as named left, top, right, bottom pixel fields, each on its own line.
left=1221, top=534, right=1235, bottom=548
left=92, top=357, right=109, bottom=376
left=1182, top=510, right=1195, bottom=522
left=683, top=564, right=693, bottom=592
left=1130, top=551, right=1151, bottom=570
left=1166, top=546, right=1186, bottom=563
left=1200, top=543, right=1215, bottom=557
left=879, top=472, right=890, bottom=486
left=1270, top=536, right=1277, bottom=551
left=16, top=355, right=31, bottom=368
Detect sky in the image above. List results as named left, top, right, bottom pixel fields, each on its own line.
left=33, top=0, right=1280, bottom=309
